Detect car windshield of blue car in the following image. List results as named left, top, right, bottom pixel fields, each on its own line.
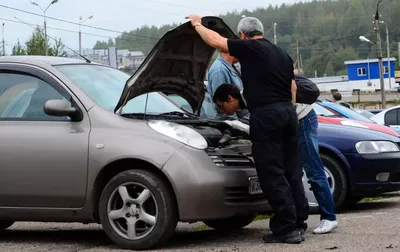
left=311, top=103, right=338, bottom=117
left=55, top=64, right=184, bottom=115
left=325, top=102, right=375, bottom=123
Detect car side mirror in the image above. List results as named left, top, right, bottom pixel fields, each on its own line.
left=44, top=99, right=82, bottom=121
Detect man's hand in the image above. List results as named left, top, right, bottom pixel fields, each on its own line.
left=185, top=14, right=229, bottom=52
left=291, top=79, right=297, bottom=104
left=185, top=14, right=202, bottom=27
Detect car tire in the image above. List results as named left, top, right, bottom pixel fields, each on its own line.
left=99, top=169, right=178, bottom=250
left=0, top=221, right=14, bottom=231
left=320, top=153, right=348, bottom=209
left=203, top=214, right=257, bottom=231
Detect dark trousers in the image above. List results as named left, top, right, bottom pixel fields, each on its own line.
left=250, top=102, right=309, bottom=236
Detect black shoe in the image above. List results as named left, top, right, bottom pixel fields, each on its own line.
left=299, top=228, right=305, bottom=241
left=263, top=230, right=302, bottom=244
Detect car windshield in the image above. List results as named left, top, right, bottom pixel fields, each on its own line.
left=323, top=102, right=375, bottom=123
left=311, top=103, right=337, bottom=117
left=55, top=64, right=183, bottom=114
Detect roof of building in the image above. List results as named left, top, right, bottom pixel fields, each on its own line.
left=344, top=57, right=397, bottom=65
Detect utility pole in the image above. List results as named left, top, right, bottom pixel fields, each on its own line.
left=296, top=40, right=300, bottom=73
left=79, top=15, right=93, bottom=55
left=381, top=21, right=391, bottom=89
left=385, top=23, right=391, bottom=89
left=374, top=0, right=385, bottom=109
left=30, top=0, right=59, bottom=56
left=2, top=23, right=5, bottom=56
left=273, top=23, right=277, bottom=44
left=398, top=42, right=400, bottom=67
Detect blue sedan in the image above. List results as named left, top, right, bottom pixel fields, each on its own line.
left=168, top=91, right=400, bottom=209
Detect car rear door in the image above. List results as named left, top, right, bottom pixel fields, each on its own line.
left=0, top=63, right=89, bottom=208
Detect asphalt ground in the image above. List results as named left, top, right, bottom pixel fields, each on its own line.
left=0, top=194, right=399, bottom=252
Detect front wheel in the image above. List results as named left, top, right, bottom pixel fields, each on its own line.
left=320, top=153, right=348, bottom=209
left=99, top=170, right=178, bottom=250
left=203, top=214, right=257, bottom=231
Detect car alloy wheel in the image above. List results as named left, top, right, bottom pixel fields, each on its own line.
left=324, top=167, right=335, bottom=194
left=99, top=170, right=178, bottom=250
left=320, top=153, right=348, bottom=209
left=107, top=182, right=157, bottom=240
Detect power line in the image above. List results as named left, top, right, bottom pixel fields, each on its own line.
left=0, top=4, right=159, bottom=41
left=0, top=17, right=156, bottom=47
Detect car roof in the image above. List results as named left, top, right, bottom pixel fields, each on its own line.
left=0, top=56, right=101, bottom=66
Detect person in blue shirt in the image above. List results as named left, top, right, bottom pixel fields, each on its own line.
left=207, top=51, right=243, bottom=119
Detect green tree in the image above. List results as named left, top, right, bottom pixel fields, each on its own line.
left=25, top=26, right=67, bottom=56
left=90, top=0, right=400, bottom=77
left=12, top=39, right=26, bottom=55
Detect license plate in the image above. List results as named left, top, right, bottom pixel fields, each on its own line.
left=248, top=177, right=263, bottom=195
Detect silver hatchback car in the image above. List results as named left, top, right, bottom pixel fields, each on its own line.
left=0, top=17, right=274, bottom=250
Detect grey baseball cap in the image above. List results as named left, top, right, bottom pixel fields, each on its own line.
left=237, top=17, right=264, bottom=36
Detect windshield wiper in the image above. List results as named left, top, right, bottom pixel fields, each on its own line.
left=158, top=111, right=196, bottom=117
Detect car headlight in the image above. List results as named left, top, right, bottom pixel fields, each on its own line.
left=355, top=141, right=399, bottom=154
left=147, top=120, right=208, bottom=150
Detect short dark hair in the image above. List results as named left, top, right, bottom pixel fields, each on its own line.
left=213, top=84, right=241, bottom=103
left=332, top=92, right=342, bottom=101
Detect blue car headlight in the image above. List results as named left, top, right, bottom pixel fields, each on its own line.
left=355, top=141, right=400, bottom=154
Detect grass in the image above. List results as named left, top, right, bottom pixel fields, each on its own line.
left=360, top=194, right=396, bottom=203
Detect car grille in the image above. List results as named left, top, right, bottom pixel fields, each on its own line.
left=207, top=152, right=254, bottom=167
left=224, top=187, right=267, bottom=204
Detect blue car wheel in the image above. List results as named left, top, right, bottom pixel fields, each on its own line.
left=320, top=153, right=349, bottom=208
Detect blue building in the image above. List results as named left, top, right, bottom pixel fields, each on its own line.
left=312, top=57, right=398, bottom=92
left=344, top=58, right=396, bottom=82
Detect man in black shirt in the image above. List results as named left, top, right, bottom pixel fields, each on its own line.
left=186, top=14, right=309, bottom=244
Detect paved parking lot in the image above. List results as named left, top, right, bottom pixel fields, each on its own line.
left=1, top=195, right=400, bottom=252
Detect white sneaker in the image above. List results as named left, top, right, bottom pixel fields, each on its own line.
left=313, top=219, right=338, bottom=234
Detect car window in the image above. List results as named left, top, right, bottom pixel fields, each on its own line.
left=167, top=93, right=218, bottom=119
left=56, top=64, right=183, bottom=114
left=384, top=109, right=399, bottom=125
left=0, top=73, right=70, bottom=121
left=322, top=102, right=374, bottom=123
left=202, top=92, right=218, bottom=119
left=311, top=103, right=336, bottom=116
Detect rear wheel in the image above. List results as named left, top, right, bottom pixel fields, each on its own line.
left=203, top=215, right=257, bottom=231
left=99, top=170, right=178, bottom=250
left=0, top=221, right=14, bottom=231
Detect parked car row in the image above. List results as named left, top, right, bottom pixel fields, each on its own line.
left=0, top=17, right=399, bottom=251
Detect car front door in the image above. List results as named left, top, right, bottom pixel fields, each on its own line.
left=0, top=65, right=89, bottom=208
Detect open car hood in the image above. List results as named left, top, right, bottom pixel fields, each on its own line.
left=114, top=16, right=237, bottom=114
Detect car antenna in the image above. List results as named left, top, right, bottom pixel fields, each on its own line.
left=14, top=16, right=91, bottom=63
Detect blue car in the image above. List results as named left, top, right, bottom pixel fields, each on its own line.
left=167, top=90, right=400, bottom=209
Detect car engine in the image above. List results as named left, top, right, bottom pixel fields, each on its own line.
left=185, top=120, right=252, bottom=156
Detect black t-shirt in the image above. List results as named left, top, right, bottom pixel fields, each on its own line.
left=227, top=38, right=295, bottom=111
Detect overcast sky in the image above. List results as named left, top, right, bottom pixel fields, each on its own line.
left=0, top=0, right=304, bottom=54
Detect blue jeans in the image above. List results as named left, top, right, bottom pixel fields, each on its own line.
left=298, top=109, right=337, bottom=221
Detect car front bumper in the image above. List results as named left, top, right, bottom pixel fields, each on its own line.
left=162, top=146, right=270, bottom=222
left=343, top=152, right=400, bottom=196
